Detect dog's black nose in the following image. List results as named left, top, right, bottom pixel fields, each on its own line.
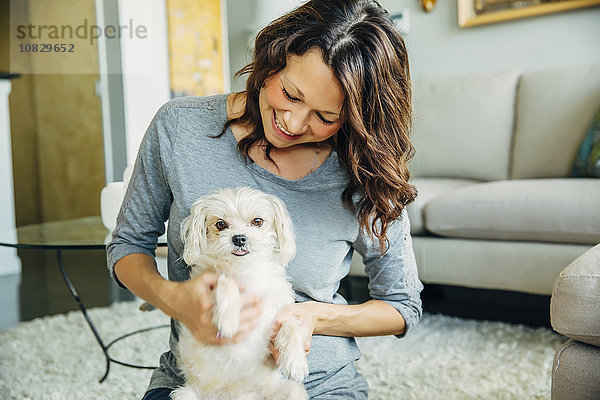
left=232, top=234, right=247, bottom=247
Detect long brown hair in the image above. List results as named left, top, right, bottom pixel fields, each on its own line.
left=221, top=0, right=417, bottom=251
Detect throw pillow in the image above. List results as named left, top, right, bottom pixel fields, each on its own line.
left=572, top=106, right=600, bottom=178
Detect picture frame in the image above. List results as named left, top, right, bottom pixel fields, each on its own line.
left=457, top=0, right=600, bottom=28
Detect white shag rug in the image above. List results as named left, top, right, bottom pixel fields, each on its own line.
left=0, top=301, right=565, bottom=400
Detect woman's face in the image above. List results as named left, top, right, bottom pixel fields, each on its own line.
left=259, top=49, right=344, bottom=149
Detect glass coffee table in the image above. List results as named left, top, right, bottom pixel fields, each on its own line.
left=0, top=216, right=168, bottom=383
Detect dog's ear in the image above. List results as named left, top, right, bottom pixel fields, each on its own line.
left=180, top=199, right=209, bottom=265
left=267, top=194, right=296, bottom=265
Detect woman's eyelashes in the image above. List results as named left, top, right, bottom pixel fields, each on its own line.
left=281, top=86, right=335, bottom=126
left=282, top=86, right=300, bottom=102
left=317, top=113, right=335, bottom=125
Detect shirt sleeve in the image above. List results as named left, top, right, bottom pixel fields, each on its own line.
left=106, top=102, right=175, bottom=288
left=352, top=208, right=423, bottom=337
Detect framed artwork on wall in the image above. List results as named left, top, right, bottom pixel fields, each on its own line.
left=458, top=0, right=600, bottom=28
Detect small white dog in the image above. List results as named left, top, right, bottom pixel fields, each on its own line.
left=172, top=187, right=309, bottom=400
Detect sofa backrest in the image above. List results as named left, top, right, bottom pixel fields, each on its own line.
left=510, top=64, right=600, bottom=179
left=410, top=70, right=519, bottom=181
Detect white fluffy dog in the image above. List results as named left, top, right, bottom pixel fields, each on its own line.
left=172, top=187, right=309, bottom=400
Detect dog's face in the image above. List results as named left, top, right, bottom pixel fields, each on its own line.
left=180, top=187, right=296, bottom=267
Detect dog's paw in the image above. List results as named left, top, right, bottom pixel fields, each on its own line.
left=212, top=275, right=242, bottom=338
left=280, top=351, right=309, bottom=383
left=270, top=380, right=308, bottom=400
left=170, top=386, right=199, bottom=400
left=274, top=318, right=309, bottom=382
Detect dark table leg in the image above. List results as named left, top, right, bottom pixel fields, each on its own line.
left=55, top=249, right=168, bottom=383
left=56, top=249, right=112, bottom=382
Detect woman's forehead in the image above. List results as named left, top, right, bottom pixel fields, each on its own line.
left=280, top=50, right=344, bottom=115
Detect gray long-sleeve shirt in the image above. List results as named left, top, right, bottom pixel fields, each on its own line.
left=106, top=94, right=423, bottom=394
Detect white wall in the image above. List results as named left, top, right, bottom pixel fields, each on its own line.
left=118, top=0, right=171, bottom=164
left=228, top=0, right=600, bottom=87
left=380, top=1, right=600, bottom=78
left=226, top=0, right=256, bottom=92
left=227, top=0, right=306, bottom=92
left=96, top=0, right=171, bottom=182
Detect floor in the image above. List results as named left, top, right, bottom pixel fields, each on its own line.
left=1, top=249, right=133, bottom=327
left=0, top=249, right=552, bottom=329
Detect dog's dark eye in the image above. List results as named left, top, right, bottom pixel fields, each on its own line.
left=216, top=220, right=228, bottom=231
left=251, top=218, right=263, bottom=227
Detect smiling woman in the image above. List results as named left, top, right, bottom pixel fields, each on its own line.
left=222, top=1, right=415, bottom=248
left=257, top=50, right=344, bottom=150
left=108, top=1, right=422, bottom=399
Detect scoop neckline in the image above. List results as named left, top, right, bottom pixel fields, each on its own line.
left=224, top=124, right=338, bottom=187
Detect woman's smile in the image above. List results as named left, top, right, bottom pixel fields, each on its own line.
left=272, top=110, right=302, bottom=140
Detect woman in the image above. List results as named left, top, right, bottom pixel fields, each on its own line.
left=107, top=0, right=423, bottom=398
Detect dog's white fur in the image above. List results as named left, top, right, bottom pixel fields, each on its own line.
left=172, top=187, right=309, bottom=400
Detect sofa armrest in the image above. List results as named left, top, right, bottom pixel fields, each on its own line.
left=551, top=244, right=600, bottom=347
left=100, top=165, right=135, bottom=232
left=100, top=182, right=126, bottom=232
left=552, top=339, right=600, bottom=400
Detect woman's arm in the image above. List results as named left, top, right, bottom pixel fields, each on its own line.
left=270, top=299, right=405, bottom=361
left=350, top=209, right=423, bottom=336
left=304, top=299, right=406, bottom=337
left=275, top=299, right=405, bottom=338
left=272, top=209, right=422, bottom=359
left=114, top=253, right=184, bottom=320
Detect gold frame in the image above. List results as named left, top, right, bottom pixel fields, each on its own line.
left=458, top=0, right=600, bottom=28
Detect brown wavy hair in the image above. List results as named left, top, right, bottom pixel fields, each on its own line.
left=220, top=0, right=416, bottom=252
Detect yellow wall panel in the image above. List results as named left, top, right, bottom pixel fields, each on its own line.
left=167, top=0, right=225, bottom=97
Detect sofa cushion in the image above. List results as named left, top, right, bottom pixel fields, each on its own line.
left=412, top=237, right=590, bottom=295
left=511, top=64, right=600, bottom=179
left=407, top=178, right=480, bottom=235
left=410, top=70, right=519, bottom=181
left=551, top=244, right=600, bottom=347
left=424, top=179, right=600, bottom=245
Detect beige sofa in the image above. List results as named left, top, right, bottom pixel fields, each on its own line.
left=550, top=243, right=600, bottom=399
left=351, top=64, right=600, bottom=296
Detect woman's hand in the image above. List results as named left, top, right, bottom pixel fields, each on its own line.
left=114, top=254, right=265, bottom=345
left=269, top=302, right=316, bottom=362
left=172, top=272, right=263, bottom=345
